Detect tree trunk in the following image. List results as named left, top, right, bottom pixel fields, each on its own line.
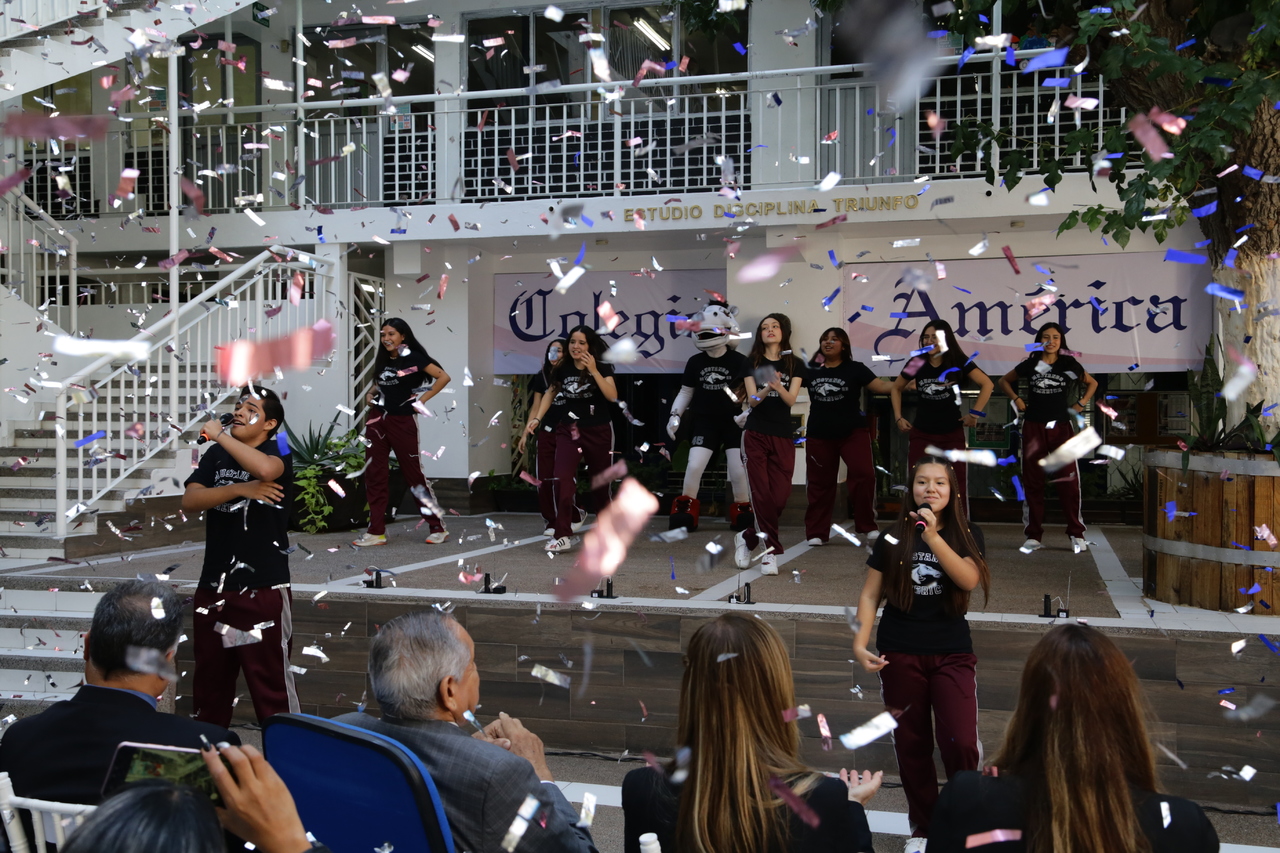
left=1216, top=258, right=1280, bottom=430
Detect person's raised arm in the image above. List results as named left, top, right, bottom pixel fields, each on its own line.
left=852, top=569, right=887, bottom=672
left=961, top=367, right=995, bottom=428
left=580, top=352, right=617, bottom=402
left=998, top=369, right=1025, bottom=413
left=867, top=377, right=895, bottom=396
left=182, top=481, right=284, bottom=512
left=890, top=375, right=911, bottom=432
left=417, top=362, right=450, bottom=407
left=198, top=418, right=284, bottom=483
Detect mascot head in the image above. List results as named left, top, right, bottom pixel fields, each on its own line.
left=688, top=300, right=741, bottom=352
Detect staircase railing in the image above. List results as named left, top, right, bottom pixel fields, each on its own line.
left=53, top=245, right=336, bottom=538
left=1, top=193, right=78, bottom=331
left=0, top=0, right=105, bottom=44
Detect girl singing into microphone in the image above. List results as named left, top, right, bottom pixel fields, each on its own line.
left=851, top=457, right=989, bottom=851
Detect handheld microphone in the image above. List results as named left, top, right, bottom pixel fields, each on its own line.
left=197, top=412, right=235, bottom=445
left=913, top=503, right=928, bottom=533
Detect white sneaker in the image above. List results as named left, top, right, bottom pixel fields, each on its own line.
left=424, top=530, right=449, bottom=545
left=545, top=536, right=573, bottom=553
left=733, top=530, right=751, bottom=569
left=571, top=516, right=587, bottom=534
left=904, top=839, right=927, bottom=853
left=543, top=526, right=555, bottom=537
left=352, top=532, right=387, bottom=547
left=760, top=554, right=778, bottom=575
left=865, top=529, right=880, bottom=543
left=806, top=537, right=825, bottom=546
left=1020, top=538, right=1043, bottom=553
left=1070, top=536, right=1090, bottom=553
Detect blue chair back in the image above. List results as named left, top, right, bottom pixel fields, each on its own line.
left=263, top=713, right=455, bottom=853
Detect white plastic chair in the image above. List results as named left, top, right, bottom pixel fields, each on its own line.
left=0, top=771, right=96, bottom=852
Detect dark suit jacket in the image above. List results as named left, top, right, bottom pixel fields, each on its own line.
left=0, top=684, right=239, bottom=804
left=334, top=712, right=597, bottom=853
left=622, top=766, right=876, bottom=853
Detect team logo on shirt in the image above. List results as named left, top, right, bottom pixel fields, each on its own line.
left=1032, top=371, right=1068, bottom=393
left=810, top=376, right=848, bottom=401
left=917, top=378, right=955, bottom=402
left=911, top=562, right=944, bottom=595
left=698, top=366, right=733, bottom=390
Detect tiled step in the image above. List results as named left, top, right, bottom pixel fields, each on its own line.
left=0, top=668, right=82, bottom=694
left=0, top=590, right=103, bottom=613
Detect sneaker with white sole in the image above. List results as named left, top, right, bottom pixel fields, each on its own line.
left=904, top=838, right=927, bottom=853
left=1020, top=538, right=1043, bottom=553
left=760, top=554, right=778, bottom=575
left=542, top=526, right=555, bottom=536
left=545, top=536, right=573, bottom=553
left=733, top=530, right=751, bottom=569
left=352, top=532, right=387, bottom=547
left=424, top=530, right=449, bottom=545
left=571, top=516, right=587, bottom=534
left=1070, top=536, right=1090, bottom=553
left=865, top=529, right=880, bottom=543
left=806, top=537, right=825, bottom=546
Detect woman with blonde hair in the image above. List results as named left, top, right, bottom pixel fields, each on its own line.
left=622, top=614, right=882, bottom=853
left=928, top=624, right=1218, bottom=853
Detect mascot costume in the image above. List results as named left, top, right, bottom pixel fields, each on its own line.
left=667, top=300, right=753, bottom=532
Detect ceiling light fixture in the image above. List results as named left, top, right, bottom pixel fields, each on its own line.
left=633, top=19, right=670, bottom=52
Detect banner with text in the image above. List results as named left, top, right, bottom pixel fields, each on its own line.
left=841, top=251, right=1209, bottom=376
left=494, top=270, right=723, bottom=373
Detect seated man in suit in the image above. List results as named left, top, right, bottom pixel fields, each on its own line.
left=335, top=611, right=597, bottom=853
left=0, top=579, right=239, bottom=803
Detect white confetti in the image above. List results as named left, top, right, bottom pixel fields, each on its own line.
left=839, top=711, right=898, bottom=749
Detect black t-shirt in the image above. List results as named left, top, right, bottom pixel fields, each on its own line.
left=185, top=438, right=293, bottom=591
left=929, top=772, right=1219, bottom=853
left=805, top=360, right=879, bottom=439
left=530, top=371, right=569, bottom=430
left=622, top=767, right=875, bottom=853
left=556, top=362, right=616, bottom=427
left=376, top=351, right=441, bottom=416
left=739, top=356, right=807, bottom=438
left=1014, top=355, right=1084, bottom=423
left=903, top=358, right=978, bottom=435
left=681, top=349, right=750, bottom=422
left=867, top=524, right=985, bottom=655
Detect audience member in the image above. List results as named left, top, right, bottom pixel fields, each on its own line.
left=333, top=610, right=598, bottom=853
left=928, top=624, right=1219, bottom=853
left=0, top=580, right=239, bottom=804
left=59, top=780, right=225, bottom=853
left=622, top=614, right=882, bottom=853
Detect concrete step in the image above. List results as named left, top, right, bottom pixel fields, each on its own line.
left=0, top=590, right=103, bottom=614
left=0, top=497, right=123, bottom=513
left=0, top=668, right=83, bottom=694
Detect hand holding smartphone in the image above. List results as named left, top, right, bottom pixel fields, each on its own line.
left=102, top=742, right=229, bottom=806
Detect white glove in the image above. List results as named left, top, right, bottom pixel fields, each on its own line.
left=667, top=414, right=681, bottom=442
left=733, top=409, right=750, bottom=429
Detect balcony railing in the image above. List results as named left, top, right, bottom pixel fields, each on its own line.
left=20, top=48, right=1127, bottom=218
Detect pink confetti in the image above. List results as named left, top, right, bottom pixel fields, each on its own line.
left=822, top=129, right=839, bottom=142
left=115, top=168, right=140, bottom=198
left=458, top=570, right=484, bottom=584
left=632, top=209, right=645, bottom=230
left=589, top=460, right=628, bottom=491
left=391, top=68, right=410, bottom=83
left=632, top=58, right=666, bottom=89
left=2, top=113, right=108, bottom=140
left=180, top=177, right=205, bottom=217
left=438, top=274, right=449, bottom=300
left=597, top=300, right=623, bottom=332
left=217, top=319, right=335, bottom=385
left=519, top=469, right=542, bottom=488
left=1024, top=292, right=1057, bottom=322
left=1128, top=113, right=1172, bottom=161
left=1255, top=524, right=1277, bottom=548
left=1000, top=245, right=1021, bottom=274
left=124, top=422, right=145, bottom=440
left=674, top=319, right=702, bottom=333
left=289, top=271, right=304, bottom=306
left=1148, top=106, right=1186, bottom=135
left=966, top=830, right=1023, bottom=848
left=448, top=214, right=460, bottom=232
left=327, top=479, right=346, bottom=498
left=560, top=479, right=657, bottom=600
left=768, top=776, right=821, bottom=829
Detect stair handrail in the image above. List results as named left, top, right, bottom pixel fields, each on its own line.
left=15, top=193, right=78, bottom=332
left=52, top=245, right=333, bottom=539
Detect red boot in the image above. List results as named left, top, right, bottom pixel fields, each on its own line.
left=669, top=496, right=700, bottom=532
left=729, top=502, right=754, bottom=532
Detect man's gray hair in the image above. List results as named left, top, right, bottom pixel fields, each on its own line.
left=368, top=610, right=470, bottom=720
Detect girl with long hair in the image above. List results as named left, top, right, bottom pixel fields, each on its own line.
left=804, top=327, right=894, bottom=546
left=928, top=625, right=1218, bottom=853
left=997, top=322, right=1098, bottom=554
left=519, top=338, right=582, bottom=535
left=622, top=614, right=882, bottom=853
left=523, top=325, right=618, bottom=553
left=890, top=319, right=994, bottom=513
left=733, top=313, right=807, bottom=576
left=852, top=457, right=990, bottom=852
left=353, top=318, right=450, bottom=547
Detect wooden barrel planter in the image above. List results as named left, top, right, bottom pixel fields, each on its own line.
left=1143, top=449, right=1279, bottom=614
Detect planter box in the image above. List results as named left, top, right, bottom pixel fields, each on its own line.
left=290, top=474, right=368, bottom=533
left=491, top=489, right=540, bottom=513
left=1143, top=449, right=1278, bottom=614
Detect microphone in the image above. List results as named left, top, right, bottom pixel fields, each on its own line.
left=197, top=412, right=235, bottom=445
left=913, top=503, right=928, bottom=533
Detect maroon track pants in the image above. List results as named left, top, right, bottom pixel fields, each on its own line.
left=740, top=430, right=795, bottom=556
left=1021, top=419, right=1086, bottom=539
left=908, top=427, right=969, bottom=513
left=536, top=425, right=580, bottom=529
left=879, top=651, right=981, bottom=837
left=804, top=427, right=877, bottom=540
left=192, top=586, right=300, bottom=728
left=364, top=412, right=444, bottom=536
left=552, top=421, right=614, bottom=539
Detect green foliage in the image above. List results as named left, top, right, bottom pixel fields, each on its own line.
left=285, top=421, right=367, bottom=533
left=1176, top=336, right=1279, bottom=467
left=293, top=465, right=335, bottom=534
left=663, top=0, right=749, bottom=38
left=940, top=0, right=1280, bottom=246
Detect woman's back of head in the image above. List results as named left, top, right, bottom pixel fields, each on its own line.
left=62, top=780, right=224, bottom=853
left=995, top=624, right=1157, bottom=853
left=676, top=615, right=815, bottom=853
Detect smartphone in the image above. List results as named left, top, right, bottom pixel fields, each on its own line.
left=102, top=742, right=223, bottom=805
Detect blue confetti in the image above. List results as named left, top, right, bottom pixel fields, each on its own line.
left=1012, top=475, right=1025, bottom=502
left=1089, top=296, right=1107, bottom=314
left=890, top=312, right=911, bottom=319
left=722, top=211, right=736, bottom=219
left=1194, top=238, right=1213, bottom=248
left=670, top=556, right=676, bottom=580
left=860, top=305, right=875, bottom=312
left=1041, top=77, right=1073, bottom=87
left=664, top=60, right=678, bottom=70
left=1174, top=38, right=1195, bottom=50
left=1005, top=45, right=1015, bottom=66
left=828, top=249, right=839, bottom=266
left=733, top=42, right=746, bottom=55
left=953, top=286, right=972, bottom=294
left=1033, top=264, right=1053, bottom=275
left=822, top=286, right=841, bottom=310
left=957, top=46, right=976, bottom=70
left=317, top=226, right=325, bottom=243
left=847, top=312, right=861, bottom=324
left=1203, top=76, right=1234, bottom=86
left=1164, top=501, right=1178, bottom=522
left=939, top=367, right=959, bottom=381
left=75, top=430, right=106, bottom=449
left=1218, top=687, right=1236, bottom=694
left=1024, top=343, right=1044, bottom=352
left=575, top=242, right=586, bottom=265
left=1224, top=248, right=1239, bottom=269
left=1205, top=281, right=1245, bottom=301
left=1260, top=634, right=1280, bottom=656
left=1163, top=249, right=1207, bottom=264
left=964, top=351, right=980, bottom=366
left=1191, top=200, right=1218, bottom=217
left=1022, top=46, right=1070, bottom=73
left=1236, top=223, right=1256, bottom=232
left=581, top=214, right=594, bottom=228
left=1241, top=582, right=1262, bottom=594
left=909, top=346, right=932, bottom=356
left=927, top=29, right=948, bottom=38
left=997, top=455, right=1017, bottom=466
left=887, top=127, right=897, bottom=146
left=1244, top=165, right=1264, bottom=180
left=277, top=433, right=290, bottom=456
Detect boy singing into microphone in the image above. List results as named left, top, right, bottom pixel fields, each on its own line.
left=182, top=386, right=299, bottom=727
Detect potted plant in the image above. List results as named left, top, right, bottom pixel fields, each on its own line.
left=286, top=421, right=370, bottom=533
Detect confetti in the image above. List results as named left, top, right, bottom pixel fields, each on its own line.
left=530, top=663, right=571, bottom=688
left=839, top=711, right=898, bottom=749
left=966, top=830, right=1023, bottom=848
left=53, top=336, right=148, bottom=361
